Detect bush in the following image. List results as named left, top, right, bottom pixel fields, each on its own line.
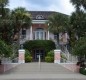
left=25, top=50, right=32, bottom=62
left=61, top=53, right=67, bottom=62
left=0, top=39, right=12, bottom=57
left=61, top=54, right=67, bottom=60
left=23, top=40, right=56, bottom=53
left=45, top=57, right=53, bottom=62
left=79, top=67, right=86, bottom=75
left=72, top=37, right=86, bottom=57
left=25, top=56, right=32, bottom=62
left=45, top=50, right=54, bottom=62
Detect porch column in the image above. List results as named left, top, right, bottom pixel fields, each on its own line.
left=30, top=26, right=32, bottom=40
left=48, top=30, right=50, bottom=40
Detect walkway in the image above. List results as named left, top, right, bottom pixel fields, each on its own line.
left=0, top=62, right=86, bottom=80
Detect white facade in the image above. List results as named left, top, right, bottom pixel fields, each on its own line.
left=19, top=20, right=55, bottom=45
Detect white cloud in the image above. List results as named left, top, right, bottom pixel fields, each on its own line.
left=59, top=0, right=75, bottom=15
left=8, top=0, right=75, bottom=15
left=8, top=0, right=28, bottom=10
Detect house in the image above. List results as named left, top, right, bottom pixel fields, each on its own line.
left=19, top=11, right=69, bottom=61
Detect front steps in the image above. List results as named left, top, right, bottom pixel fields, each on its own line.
left=0, top=63, right=86, bottom=80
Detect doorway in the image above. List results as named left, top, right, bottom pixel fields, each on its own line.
left=33, top=49, right=45, bottom=61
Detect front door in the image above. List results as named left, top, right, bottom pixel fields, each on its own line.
left=34, top=49, right=44, bottom=61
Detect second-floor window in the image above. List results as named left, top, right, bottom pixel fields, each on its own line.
left=34, top=28, right=45, bottom=40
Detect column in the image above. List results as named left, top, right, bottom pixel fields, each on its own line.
left=18, top=49, right=25, bottom=63
left=54, top=50, right=61, bottom=63
left=30, top=26, right=32, bottom=40
left=48, top=30, right=50, bottom=40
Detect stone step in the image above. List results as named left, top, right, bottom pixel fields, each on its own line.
left=0, top=74, right=86, bottom=80
left=5, top=63, right=74, bottom=74
left=0, top=63, right=86, bottom=80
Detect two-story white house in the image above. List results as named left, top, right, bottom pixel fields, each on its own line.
left=19, top=11, right=69, bottom=61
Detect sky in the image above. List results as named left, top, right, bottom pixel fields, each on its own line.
left=7, top=0, right=75, bottom=15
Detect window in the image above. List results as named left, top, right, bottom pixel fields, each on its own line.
left=21, top=29, right=26, bottom=39
left=34, top=28, right=45, bottom=40
left=36, top=15, right=44, bottom=19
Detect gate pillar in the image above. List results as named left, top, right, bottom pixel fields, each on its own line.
left=18, top=49, right=25, bottom=63
left=54, top=50, right=61, bottom=63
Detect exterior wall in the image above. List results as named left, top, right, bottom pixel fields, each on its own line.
left=19, top=26, right=56, bottom=45
left=19, top=20, right=54, bottom=45
left=20, top=28, right=30, bottom=44
left=49, top=33, right=54, bottom=40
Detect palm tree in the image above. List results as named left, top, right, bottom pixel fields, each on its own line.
left=11, top=7, right=31, bottom=47
left=70, top=0, right=86, bottom=11
left=48, top=13, right=70, bottom=51
left=70, top=10, right=86, bottom=38
left=0, top=8, right=13, bottom=44
left=48, top=13, right=69, bottom=33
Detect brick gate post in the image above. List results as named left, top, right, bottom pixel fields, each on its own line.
left=54, top=50, right=61, bottom=63
left=18, top=49, right=25, bottom=63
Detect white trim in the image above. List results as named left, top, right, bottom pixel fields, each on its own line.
left=54, top=50, right=61, bottom=52
left=30, top=26, right=32, bottom=40
left=32, top=20, right=48, bottom=24
left=48, top=30, right=50, bottom=40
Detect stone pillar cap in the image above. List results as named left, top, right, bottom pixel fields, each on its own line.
left=54, top=50, right=61, bottom=52
left=18, top=49, right=25, bottom=52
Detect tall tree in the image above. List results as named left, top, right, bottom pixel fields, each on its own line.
left=11, top=7, right=31, bottom=46
left=70, top=0, right=86, bottom=11
left=48, top=13, right=70, bottom=51
left=48, top=13, right=69, bottom=33
left=0, top=0, right=9, bottom=17
left=70, top=10, right=86, bottom=38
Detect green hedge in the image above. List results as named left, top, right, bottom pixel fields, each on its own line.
left=79, top=67, right=86, bottom=75
left=25, top=50, right=32, bottom=62
left=45, top=50, right=54, bottom=62
left=23, top=40, right=56, bottom=53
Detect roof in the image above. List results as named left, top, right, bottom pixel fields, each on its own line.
left=28, top=11, right=56, bottom=20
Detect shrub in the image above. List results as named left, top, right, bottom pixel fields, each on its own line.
left=23, top=40, right=56, bottom=53
left=61, top=53, right=67, bottom=62
left=0, top=40, right=12, bottom=57
left=72, top=37, right=86, bottom=57
left=45, top=57, right=53, bottom=62
left=45, top=50, right=54, bottom=62
left=25, top=49, right=32, bottom=62
left=61, top=54, right=67, bottom=60
left=25, top=56, right=32, bottom=62
left=79, top=67, right=86, bottom=75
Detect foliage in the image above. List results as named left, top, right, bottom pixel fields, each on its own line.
left=25, top=49, right=32, bottom=62
left=79, top=67, right=86, bottom=75
left=70, top=0, right=86, bottom=10
left=45, top=50, right=54, bottom=62
left=72, top=37, right=86, bottom=57
left=0, top=18, right=14, bottom=44
left=23, top=40, right=56, bottom=54
left=61, top=54, right=67, bottom=60
left=45, top=57, right=54, bottom=63
left=11, top=7, right=31, bottom=31
left=10, top=7, right=31, bottom=47
left=70, top=10, right=86, bottom=38
left=0, top=7, right=31, bottom=44
left=0, top=0, right=9, bottom=17
left=48, top=13, right=69, bottom=33
left=0, top=39, right=12, bottom=57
